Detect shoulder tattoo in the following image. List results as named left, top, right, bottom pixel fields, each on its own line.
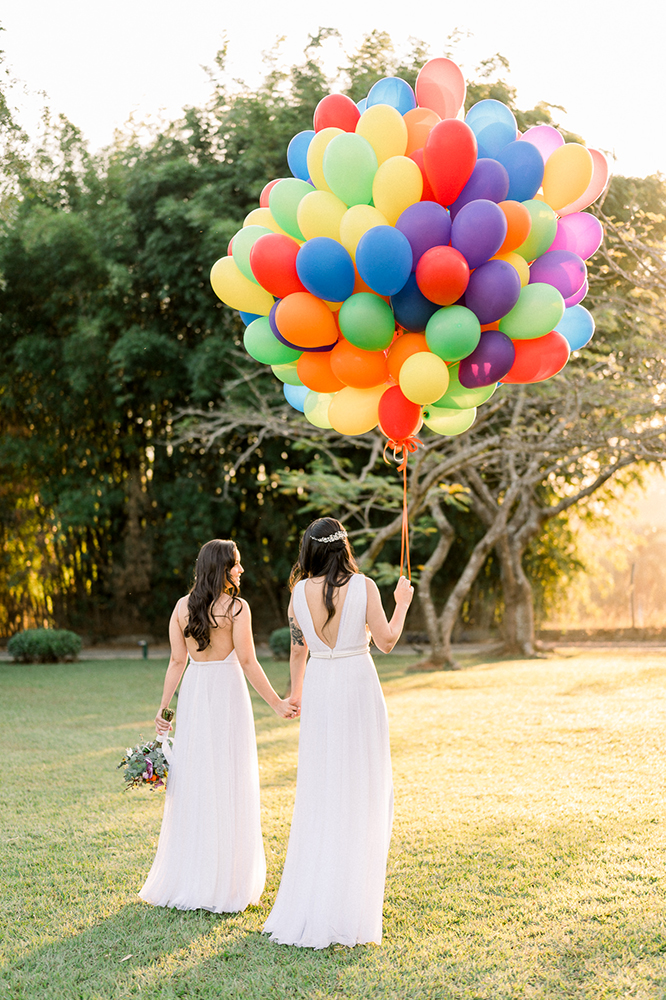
left=288, top=615, right=305, bottom=647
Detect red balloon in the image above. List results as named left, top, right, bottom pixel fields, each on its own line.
left=259, top=179, right=283, bottom=208
left=408, top=148, right=437, bottom=202
left=249, top=234, right=306, bottom=298
left=378, top=385, right=421, bottom=441
left=415, top=246, right=470, bottom=306
left=502, top=331, right=570, bottom=384
left=313, top=94, right=360, bottom=133
left=423, top=120, right=478, bottom=207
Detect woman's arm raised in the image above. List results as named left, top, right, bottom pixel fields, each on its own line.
left=154, top=598, right=190, bottom=735
left=365, top=575, right=414, bottom=654
left=233, top=600, right=296, bottom=719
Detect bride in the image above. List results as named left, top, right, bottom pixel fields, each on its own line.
left=139, top=538, right=295, bottom=912
left=264, top=517, right=413, bottom=948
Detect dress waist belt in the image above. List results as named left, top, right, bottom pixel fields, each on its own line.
left=309, top=645, right=370, bottom=660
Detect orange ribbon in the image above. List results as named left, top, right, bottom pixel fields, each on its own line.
left=382, top=435, right=423, bottom=581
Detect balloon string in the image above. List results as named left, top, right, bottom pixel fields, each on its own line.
left=383, top=435, right=422, bottom=583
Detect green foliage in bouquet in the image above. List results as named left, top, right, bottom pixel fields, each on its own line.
left=117, top=738, right=171, bottom=791
left=7, top=628, right=82, bottom=663
left=269, top=627, right=292, bottom=660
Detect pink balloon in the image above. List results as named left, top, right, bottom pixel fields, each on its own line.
left=518, top=125, right=564, bottom=164
left=549, top=213, right=603, bottom=260
left=559, top=149, right=609, bottom=215
left=564, top=278, right=588, bottom=308
left=415, top=58, right=466, bottom=120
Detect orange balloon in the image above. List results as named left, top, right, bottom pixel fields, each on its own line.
left=403, top=108, right=441, bottom=155
left=297, top=351, right=345, bottom=393
left=387, top=333, right=429, bottom=381
left=275, top=293, right=339, bottom=349
left=330, top=338, right=389, bottom=388
left=497, top=201, right=532, bottom=254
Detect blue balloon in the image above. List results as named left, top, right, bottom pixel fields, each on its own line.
left=296, top=237, right=355, bottom=302
left=287, top=130, right=315, bottom=182
left=283, top=383, right=310, bottom=412
left=356, top=226, right=412, bottom=297
left=449, top=159, right=510, bottom=218
left=356, top=98, right=368, bottom=114
left=554, top=304, right=595, bottom=350
left=496, top=140, right=544, bottom=202
left=465, top=100, right=517, bottom=158
left=239, top=311, right=261, bottom=326
left=366, top=76, right=417, bottom=115
left=390, top=272, right=440, bottom=332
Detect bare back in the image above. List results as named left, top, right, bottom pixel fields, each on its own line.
left=303, top=577, right=352, bottom=649
left=176, top=594, right=241, bottom=661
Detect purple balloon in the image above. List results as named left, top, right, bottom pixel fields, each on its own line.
left=564, top=278, right=588, bottom=308
left=395, top=201, right=451, bottom=271
left=464, top=259, right=522, bottom=324
left=459, top=329, right=515, bottom=388
left=529, top=250, right=587, bottom=299
left=451, top=200, right=508, bottom=271
left=449, top=159, right=510, bottom=219
left=269, top=301, right=336, bottom=353
left=548, top=212, right=603, bottom=260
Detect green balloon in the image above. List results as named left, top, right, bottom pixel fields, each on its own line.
left=431, top=362, right=497, bottom=410
left=338, top=292, right=395, bottom=350
left=323, top=133, right=378, bottom=207
left=271, top=361, right=303, bottom=385
left=426, top=305, right=481, bottom=363
left=514, top=200, right=558, bottom=262
left=499, top=282, right=565, bottom=340
left=231, top=225, right=272, bottom=283
left=244, top=317, right=302, bottom=365
left=422, top=404, right=477, bottom=436
left=268, top=178, right=312, bottom=240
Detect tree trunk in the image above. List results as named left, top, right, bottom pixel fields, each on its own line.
left=496, top=533, right=536, bottom=656
left=415, top=497, right=456, bottom=668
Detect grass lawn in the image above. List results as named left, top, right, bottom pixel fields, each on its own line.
left=2, top=648, right=666, bottom=999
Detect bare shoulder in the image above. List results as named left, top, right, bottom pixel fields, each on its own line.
left=174, top=595, right=189, bottom=622
left=364, top=576, right=380, bottom=596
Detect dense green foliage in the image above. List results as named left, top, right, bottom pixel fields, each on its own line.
left=7, top=627, right=81, bottom=662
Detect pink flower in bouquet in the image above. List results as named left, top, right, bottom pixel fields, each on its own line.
left=144, top=759, right=154, bottom=779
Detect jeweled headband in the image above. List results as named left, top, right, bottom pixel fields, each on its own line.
left=312, top=529, right=347, bottom=544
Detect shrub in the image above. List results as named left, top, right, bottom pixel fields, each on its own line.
left=7, top=628, right=82, bottom=663
left=269, top=626, right=291, bottom=659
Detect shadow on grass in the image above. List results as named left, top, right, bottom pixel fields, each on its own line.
left=0, top=899, right=372, bottom=1000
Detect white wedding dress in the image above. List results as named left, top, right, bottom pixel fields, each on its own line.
left=264, top=573, right=393, bottom=948
left=139, top=651, right=266, bottom=912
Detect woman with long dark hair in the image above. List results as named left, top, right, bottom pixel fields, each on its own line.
left=139, top=539, right=295, bottom=912
left=264, top=517, right=413, bottom=948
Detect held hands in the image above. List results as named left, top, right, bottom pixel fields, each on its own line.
left=394, top=575, right=414, bottom=608
left=274, top=698, right=300, bottom=719
left=155, top=712, right=173, bottom=736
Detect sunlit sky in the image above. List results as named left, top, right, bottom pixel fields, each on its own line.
left=1, top=0, right=663, bottom=179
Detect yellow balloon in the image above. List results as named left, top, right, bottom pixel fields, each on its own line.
left=297, top=189, right=347, bottom=241
left=399, top=352, right=450, bottom=405
left=339, top=204, right=389, bottom=261
left=372, top=156, right=423, bottom=226
left=307, top=127, right=344, bottom=192
left=492, top=250, right=530, bottom=287
left=210, top=256, right=274, bottom=314
left=542, top=144, right=594, bottom=213
left=328, top=384, right=387, bottom=435
left=304, top=391, right=335, bottom=429
left=356, top=105, right=408, bottom=165
left=243, top=207, right=292, bottom=238
left=422, top=405, right=477, bottom=436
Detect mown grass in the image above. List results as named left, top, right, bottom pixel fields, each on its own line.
left=2, top=648, right=666, bottom=999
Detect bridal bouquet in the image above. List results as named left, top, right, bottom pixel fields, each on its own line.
left=118, top=737, right=171, bottom=790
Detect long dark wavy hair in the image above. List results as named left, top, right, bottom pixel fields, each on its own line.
left=184, top=539, right=241, bottom=651
left=289, top=517, right=358, bottom=627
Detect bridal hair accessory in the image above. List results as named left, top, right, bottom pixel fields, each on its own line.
left=313, top=529, right=347, bottom=544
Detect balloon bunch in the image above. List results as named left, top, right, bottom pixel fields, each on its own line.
left=211, top=57, right=608, bottom=447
